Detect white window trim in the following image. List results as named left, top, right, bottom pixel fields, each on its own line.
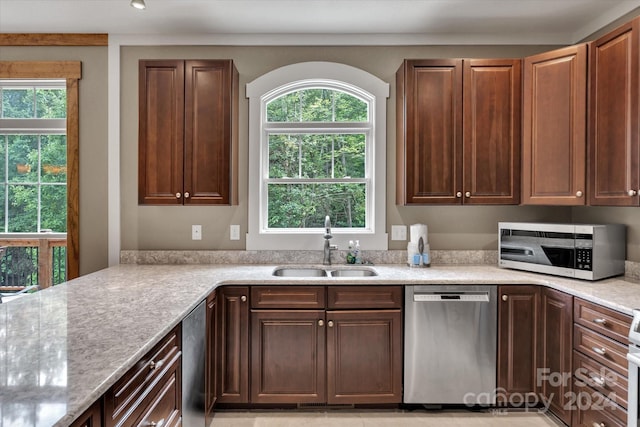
left=246, top=61, right=389, bottom=251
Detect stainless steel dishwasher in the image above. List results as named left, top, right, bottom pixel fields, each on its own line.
left=404, top=285, right=497, bottom=405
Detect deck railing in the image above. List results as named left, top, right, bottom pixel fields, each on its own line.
left=0, top=234, right=67, bottom=291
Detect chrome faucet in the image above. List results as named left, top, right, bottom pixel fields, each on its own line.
left=323, top=215, right=338, bottom=265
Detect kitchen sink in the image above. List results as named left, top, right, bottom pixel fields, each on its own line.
left=272, top=266, right=378, bottom=277
left=272, top=267, right=328, bottom=277
left=329, top=268, right=378, bottom=277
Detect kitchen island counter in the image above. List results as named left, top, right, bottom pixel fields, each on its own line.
left=1, top=263, right=639, bottom=426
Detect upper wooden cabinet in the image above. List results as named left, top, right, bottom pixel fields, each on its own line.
left=522, top=44, right=588, bottom=205
left=589, top=18, right=640, bottom=206
left=396, top=58, right=521, bottom=205
left=138, top=59, right=238, bottom=205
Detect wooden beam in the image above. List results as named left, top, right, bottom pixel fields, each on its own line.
left=0, top=33, right=108, bottom=46
left=0, top=61, right=82, bottom=79
left=66, top=77, right=80, bottom=281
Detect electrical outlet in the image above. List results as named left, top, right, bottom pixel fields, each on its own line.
left=192, top=225, right=202, bottom=240
left=391, top=225, right=407, bottom=241
left=230, top=224, right=240, bottom=240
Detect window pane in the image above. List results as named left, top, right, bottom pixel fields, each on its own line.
left=41, top=185, right=66, bottom=232
left=269, top=134, right=365, bottom=179
left=7, top=184, right=37, bottom=232
left=1, top=88, right=35, bottom=118
left=268, top=183, right=366, bottom=228
left=8, top=135, right=38, bottom=183
left=267, top=89, right=367, bottom=122
left=41, top=135, right=67, bottom=183
left=36, top=89, right=66, bottom=119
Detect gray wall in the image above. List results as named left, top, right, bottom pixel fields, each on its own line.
left=0, top=46, right=109, bottom=275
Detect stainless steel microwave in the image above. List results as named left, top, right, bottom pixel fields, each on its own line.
left=498, top=222, right=626, bottom=280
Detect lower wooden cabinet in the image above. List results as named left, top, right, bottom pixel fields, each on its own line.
left=219, top=285, right=403, bottom=406
left=103, top=325, right=182, bottom=427
left=251, top=310, right=326, bottom=403
left=326, top=309, right=402, bottom=404
left=497, top=285, right=540, bottom=400
left=539, top=287, right=573, bottom=425
left=205, top=290, right=218, bottom=424
left=217, top=286, right=250, bottom=404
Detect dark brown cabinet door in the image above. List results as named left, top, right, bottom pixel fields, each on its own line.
left=463, top=59, right=521, bottom=205
left=326, top=310, right=402, bottom=404
left=139, top=59, right=238, bottom=205
left=396, top=59, right=463, bottom=204
left=589, top=18, right=640, bottom=205
left=250, top=310, right=326, bottom=403
left=184, top=60, right=238, bottom=205
left=539, top=287, right=573, bottom=425
left=138, top=60, right=185, bottom=205
left=523, top=45, right=587, bottom=205
left=497, top=285, right=540, bottom=400
left=217, top=286, right=249, bottom=403
left=205, top=291, right=217, bottom=423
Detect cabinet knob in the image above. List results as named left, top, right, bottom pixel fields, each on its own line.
left=456, top=192, right=462, bottom=198
left=175, top=192, right=181, bottom=199
left=184, top=192, right=190, bottom=198
left=589, top=374, right=606, bottom=386
left=328, top=320, right=334, bottom=328
left=318, top=319, right=324, bottom=327
left=501, top=295, right=508, bottom=301
left=629, top=190, right=638, bottom=197
left=148, top=419, right=165, bottom=427
left=149, top=360, right=163, bottom=371
left=241, top=295, right=247, bottom=302
left=592, top=346, right=607, bottom=356
left=592, top=318, right=607, bottom=325
left=576, top=191, right=583, bottom=198
left=465, top=192, right=471, bottom=198
left=592, top=423, right=605, bottom=427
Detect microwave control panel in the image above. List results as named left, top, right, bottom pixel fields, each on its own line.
left=575, top=248, right=592, bottom=271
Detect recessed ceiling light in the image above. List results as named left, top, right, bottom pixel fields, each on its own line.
left=130, top=0, right=146, bottom=10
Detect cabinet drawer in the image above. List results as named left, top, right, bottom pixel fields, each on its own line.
left=327, top=286, right=402, bottom=309
left=104, top=326, right=181, bottom=426
left=574, top=298, right=631, bottom=343
left=572, top=382, right=627, bottom=427
left=573, top=350, right=628, bottom=409
left=134, top=363, right=181, bottom=427
left=251, top=286, right=325, bottom=309
left=574, top=324, right=628, bottom=376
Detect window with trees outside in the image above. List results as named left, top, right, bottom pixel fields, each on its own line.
left=0, top=80, right=67, bottom=289
left=246, top=62, right=389, bottom=251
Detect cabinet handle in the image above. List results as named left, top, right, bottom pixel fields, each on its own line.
left=241, top=295, right=247, bottom=302
left=149, top=360, right=163, bottom=371
left=148, top=419, right=165, bottom=427
left=629, top=190, right=638, bottom=197
left=589, top=374, right=606, bottom=386
left=592, top=347, right=607, bottom=356
left=592, top=318, right=607, bottom=325
left=465, top=191, right=471, bottom=198
left=328, top=320, right=334, bottom=328
left=576, top=191, right=583, bottom=198
left=592, top=423, right=605, bottom=427
left=502, top=295, right=508, bottom=301
left=456, top=192, right=462, bottom=198
left=175, top=192, right=181, bottom=199
left=318, top=319, right=324, bottom=327
left=184, top=192, right=190, bottom=198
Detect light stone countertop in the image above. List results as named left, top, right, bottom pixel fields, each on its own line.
left=1, top=263, right=640, bottom=426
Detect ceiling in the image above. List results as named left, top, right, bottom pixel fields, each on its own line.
left=1, top=0, right=639, bottom=45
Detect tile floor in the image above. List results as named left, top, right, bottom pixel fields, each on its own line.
left=210, top=409, right=562, bottom=426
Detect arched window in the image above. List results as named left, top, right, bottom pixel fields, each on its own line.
left=246, top=62, right=389, bottom=251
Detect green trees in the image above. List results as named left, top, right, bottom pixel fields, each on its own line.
left=0, top=86, right=67, bottom=233
left=266, top=88, right=368, bottom=229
